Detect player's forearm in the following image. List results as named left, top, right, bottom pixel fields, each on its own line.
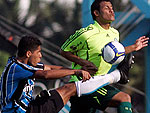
left=44, top=64, right=66, bottom=70
left=34, top=69, right=78, bottom=79
left=60, top=50, right=86, bottom=66
left=125, top=45, right=136, bottom=54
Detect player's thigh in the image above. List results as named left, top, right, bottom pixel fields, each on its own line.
left=89, top=85, right=120, bottom=111
left=27, top=90, right=64, bottom=113
left=69, top=96, right=96, bottom=113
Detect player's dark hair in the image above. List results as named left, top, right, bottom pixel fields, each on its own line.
left=91, top=0, right=111, bottom=20
left=17, top=35, right=42, bottom=57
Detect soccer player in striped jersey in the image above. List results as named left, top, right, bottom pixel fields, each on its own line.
left=0, top=35, right=133, bottom=113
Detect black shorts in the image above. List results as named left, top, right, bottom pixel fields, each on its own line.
left=26, top=90, right=64, bottom=113
left=70, top=85, right=120, bottom=113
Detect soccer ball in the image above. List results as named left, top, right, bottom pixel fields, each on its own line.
left=102, top=41, right=125, bottom=65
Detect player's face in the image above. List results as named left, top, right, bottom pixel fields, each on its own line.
left=98, top=1, right=115, bottom=23
left=28, top=46, right=42, bottom=66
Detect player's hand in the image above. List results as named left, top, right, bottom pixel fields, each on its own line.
left=75, top=70, right=91, bottom=82
left=80, top=60, right=98, bottom=75
left=81, top=65, right=98, bottom=75
left=134, top=36, right=149, bottom=51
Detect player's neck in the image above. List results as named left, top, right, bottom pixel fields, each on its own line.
left=99, top=22, right=111, bottom=30
left=16, top=56, right=28, bottom=64
left=100, top=23, right=110, bottom=30
left=96, top=20, right=111, bottom=30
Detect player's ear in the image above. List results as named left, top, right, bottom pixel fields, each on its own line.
left=26, top=51, right=32, bottom=58
left=94, top=10, right=100, bottom=17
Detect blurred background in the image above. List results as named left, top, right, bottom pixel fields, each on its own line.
left=0, top=0, right=150, bottom=113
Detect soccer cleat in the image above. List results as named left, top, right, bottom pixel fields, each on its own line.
left=117, top=53, right=134, bottom=84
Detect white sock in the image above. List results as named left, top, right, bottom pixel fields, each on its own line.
left=75, top=69, right=121, bottom=97
left=109, top=69, right=121, bottom=83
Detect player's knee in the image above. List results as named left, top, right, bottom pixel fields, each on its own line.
left=120, top=92, right=131, bottom=102
left=64, top=83, right=76, bottom=90
left=60, top=83, right=77, bottom=96
left=112, top=92, right=131, bottom=103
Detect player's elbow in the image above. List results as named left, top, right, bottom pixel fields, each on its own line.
left=60, top=49, right=72, bottom=58
left=60, top=49, right=65, bottom=57
left=42, top=71, right=50, bottom=79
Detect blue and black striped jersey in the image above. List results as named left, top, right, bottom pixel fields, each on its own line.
left=0, top=57, right=44, bottom=113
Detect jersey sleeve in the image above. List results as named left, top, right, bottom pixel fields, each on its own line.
left=14, top=64, right=36, bottom=80
left=61, top=29, right=87, bottom=53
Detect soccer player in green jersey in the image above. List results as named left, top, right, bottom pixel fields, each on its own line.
left=60, top=0, right=149, bottom=113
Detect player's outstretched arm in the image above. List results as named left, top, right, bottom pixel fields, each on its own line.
left=33, top=69, right=91, bottom=81
left=125, top=36, right=149, bottom=54
left=44, top=64, right=67, bottom=70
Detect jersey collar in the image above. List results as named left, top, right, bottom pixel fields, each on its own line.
left=93, top=20, right=110, bottom=31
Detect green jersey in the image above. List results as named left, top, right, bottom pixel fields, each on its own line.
left=61, top=21, right=119, bottom=82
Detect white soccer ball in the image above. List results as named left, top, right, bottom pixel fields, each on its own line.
left=102, top=41, right=125, bottom=65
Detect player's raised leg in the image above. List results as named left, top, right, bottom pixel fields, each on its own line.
left=75, top=53, right=134, bottom=97
left=48, top=53, right=134, bottom=112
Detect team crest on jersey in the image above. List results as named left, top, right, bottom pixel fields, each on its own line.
left=114, top=38, right=118, bottom=41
